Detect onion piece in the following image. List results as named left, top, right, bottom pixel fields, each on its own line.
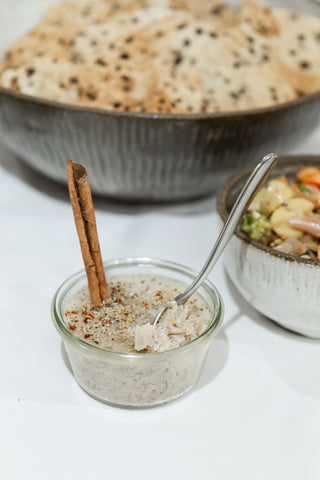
left=275, top=237, right=307, bottom=255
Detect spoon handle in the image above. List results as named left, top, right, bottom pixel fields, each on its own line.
left=174, top=152, right=278, bottom=305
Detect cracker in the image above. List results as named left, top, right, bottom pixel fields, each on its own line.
left=1, top=0, right=320, bottom=113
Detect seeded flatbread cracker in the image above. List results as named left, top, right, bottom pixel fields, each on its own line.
left=0, top=0, right=319, bottom=113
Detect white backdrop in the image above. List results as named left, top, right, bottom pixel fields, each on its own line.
left=0, top=1, right=320, bottom=479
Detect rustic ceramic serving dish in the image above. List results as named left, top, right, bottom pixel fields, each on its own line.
left=217, top=155, right=320, bottom=338
left=0, top=86, right=320, bottom=201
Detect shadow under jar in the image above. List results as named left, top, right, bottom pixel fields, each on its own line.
left=51, top=257, right=224, bottom=408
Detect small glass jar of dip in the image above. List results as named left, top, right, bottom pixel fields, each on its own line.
left=51, top=257, right=224, bottom=408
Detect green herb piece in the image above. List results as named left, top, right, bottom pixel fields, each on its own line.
left=297, top=183, right=312, bottom=194
left=300, top=250, right=310, bottom=256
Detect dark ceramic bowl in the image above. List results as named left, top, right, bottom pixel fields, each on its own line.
left=217, top=155, right=320, bottom=338
left=0, top=86, right=320, bottom=201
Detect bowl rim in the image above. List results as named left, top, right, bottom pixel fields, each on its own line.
left=51, top=256, right=224, bottom=360
left=1, top=84, right=320, bottom=120
left=217, top=154, right=320, bottom=266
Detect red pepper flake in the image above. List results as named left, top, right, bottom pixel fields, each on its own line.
left=155, top=293, right=161, bottom=296
left=115, top=296, right=122, bottom=302
left=65, top=311, right=71, bottom=316
left=87, top=312, right=95, bottom=319
left=69, top=325, right=77, bottom=331
left=83, top=318, right=88, bottom=324
left=143, top=302, right=149, bottom=307
left=84, top=334, right=91, bottom=339
left=70, top=310, right=77, bottom=314
left=81, top=309, right=88, bottom=316
left=168, top=306, right=173, bottom=310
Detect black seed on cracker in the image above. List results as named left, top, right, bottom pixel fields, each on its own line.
left=300, top=60, right=310, bottom=69
left=86, top=92, right=96, bottom=100
left=211, top=5, right=225, bottom=15
left=96, top=58, right=106, bottom=66
left=173, top=51, right=183, bottom=65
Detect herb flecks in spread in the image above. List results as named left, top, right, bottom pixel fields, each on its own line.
left=64, top=274, right=211, bottom=353
left=241, top=166, right=320, bottom=261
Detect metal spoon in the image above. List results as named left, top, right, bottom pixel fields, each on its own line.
left=153, top=152, right=278, bottom=326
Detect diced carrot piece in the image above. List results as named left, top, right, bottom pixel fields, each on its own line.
left=301, top=173, right=320, bottom=187
left=297, top=167, right=320, bottom=183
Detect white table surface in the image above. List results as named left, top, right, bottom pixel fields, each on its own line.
left=1, top=2, right=320, bottom=479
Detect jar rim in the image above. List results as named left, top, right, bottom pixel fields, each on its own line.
left=51, top=257, right=224, bottom=360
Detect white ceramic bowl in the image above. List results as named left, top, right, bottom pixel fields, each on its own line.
left=217, top=155, right=320, bottom=338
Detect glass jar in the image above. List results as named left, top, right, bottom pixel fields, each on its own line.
left=51, top=257, right=224, bottom=408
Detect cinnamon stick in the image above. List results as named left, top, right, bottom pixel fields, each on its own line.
left=67, top=160, right=109, bottom=306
